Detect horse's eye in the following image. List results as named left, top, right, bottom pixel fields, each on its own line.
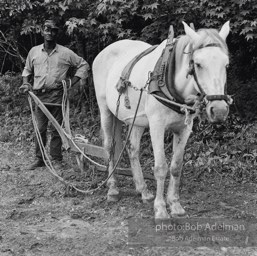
left=195, top=63, right=202, bottom=69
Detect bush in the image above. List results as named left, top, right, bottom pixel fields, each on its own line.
left=0, top=72, right=33, bottom=142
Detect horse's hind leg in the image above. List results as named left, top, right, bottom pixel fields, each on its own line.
left=167, top=124, right=192, bottom=216
left=100, top=107, right=120, bottom=201
left=126, top=126, right=154, bottom=202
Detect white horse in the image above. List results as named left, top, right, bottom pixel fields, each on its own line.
left=92, top=21, right=230, bottom=219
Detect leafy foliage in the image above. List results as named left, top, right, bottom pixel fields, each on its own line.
left=184, top=117, right=257, bottom=183
left=0, top=73, right=33, bottom=143
left=0, top=0, right=256, bottom=76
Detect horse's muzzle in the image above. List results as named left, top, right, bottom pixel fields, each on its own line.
left=206, top=100, right=229, bottom=123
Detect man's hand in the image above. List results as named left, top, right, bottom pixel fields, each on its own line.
left=61, top=77, right=81, bottom=88
left=54, top=76, right=81, bottom=89
left=19, top=82, right=32, bottom=93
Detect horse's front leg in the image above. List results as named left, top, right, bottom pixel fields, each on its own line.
left=149, top=122, right=169, bottom=219
left=167, top=123, right=193, bottom=216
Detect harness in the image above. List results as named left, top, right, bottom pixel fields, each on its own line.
left=148, top=28, right=188, bottom=114
left=187, top=43, right=231, bottom=103
left=116, top=45, right=158, bottom=108
left=116, top=26, right=232, bottom=114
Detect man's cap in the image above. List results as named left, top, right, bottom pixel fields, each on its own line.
left=44, top=20, right=59, bottom=30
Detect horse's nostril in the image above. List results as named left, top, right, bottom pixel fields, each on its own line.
left=210, top=107, right=215, bottom=117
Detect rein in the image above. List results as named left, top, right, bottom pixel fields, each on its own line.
left=28, top=80, right=145, bottom=194
left=117, top=27, right=233, bottom=117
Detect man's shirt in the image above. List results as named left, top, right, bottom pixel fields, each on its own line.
left=22, top=44, right=89, bottom=90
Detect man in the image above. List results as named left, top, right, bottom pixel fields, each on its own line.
left=21, top=19, right=89, bottom=170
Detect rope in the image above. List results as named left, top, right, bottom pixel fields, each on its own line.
left=150, top=92, right=197, bottom=113
left=58, top=89, right=144, bottom=192
left=65, top=132, right=136, bottom=173
left=27, top=84, right=109, bottom=194
left=28, top=81, right=144, bottom=194
left=28, top=96, right=71, bottom=186
left=128, top=79, right=202, bottom=114
left=61, top=79, right=72, bottom=135
left=104, top=89, right=144, bottom=184
left=71, top=89, right=144, bottom=190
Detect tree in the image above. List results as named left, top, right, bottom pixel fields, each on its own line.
left=0, top=0, right=256, bottom=79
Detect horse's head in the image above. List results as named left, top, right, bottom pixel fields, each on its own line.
left=183, top=21, right=231, bottom=123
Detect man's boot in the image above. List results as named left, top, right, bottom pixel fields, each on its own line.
left=27, top=159, right=45, bottom=170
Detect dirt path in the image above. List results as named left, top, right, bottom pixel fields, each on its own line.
left=1, top=140, right=257, bottom=256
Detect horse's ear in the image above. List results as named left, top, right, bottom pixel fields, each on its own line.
left=182, top=21, right=200, bottom=43
left=219, top=21, right=230, bottom=41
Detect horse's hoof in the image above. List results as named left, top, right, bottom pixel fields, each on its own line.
left=171, top=212, right=186, bottom=218
left=107, top=187, right=120, bottom=202
left=142, top=198, right=154, bottom=204
left=154, top=208, right=170, bottom=219
left=170, top=202, right=186, bottom=217
left=142, top=190, right=154, bottom=203
left=107, top=194, right=120, bottom=202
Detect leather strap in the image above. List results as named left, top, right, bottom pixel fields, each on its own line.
left=116, top=45, right=158, bottom=94
left=148, top=26, right=190, bottom=113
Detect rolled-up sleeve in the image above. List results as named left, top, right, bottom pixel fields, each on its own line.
left=69, top=51, right=90, bottom=80
left=22, top=50, right=33, bottom=77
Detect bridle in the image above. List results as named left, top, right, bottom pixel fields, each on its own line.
left=187, top=43, right=232, bottom=105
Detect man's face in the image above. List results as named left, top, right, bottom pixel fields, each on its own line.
left=43, top=26, right=58, bottom=42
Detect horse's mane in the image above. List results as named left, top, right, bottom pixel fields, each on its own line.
left=175, top=28, right=228, bottom=68
left=195, top=29, right=228, bottom=53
